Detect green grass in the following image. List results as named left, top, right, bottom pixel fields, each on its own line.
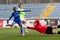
left=0, top=28, right=60, bottom=40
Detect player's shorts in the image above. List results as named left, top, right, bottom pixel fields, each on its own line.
left=57, top=25, right=60, bottom=28
left=46, top=26, right=53, bottom=34
left=13, top=20, right=22, bottom=26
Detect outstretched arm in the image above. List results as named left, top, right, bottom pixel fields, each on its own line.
left=17, top=10, right=31, bottom=13
left=22, top=10, right=31, bottom=12
left=27, top=27, right=35, bottom=30
left=7, top=13, right=13, bottom=24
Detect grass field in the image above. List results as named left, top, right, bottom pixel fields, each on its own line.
left=0, top=28, right=60, bottom=40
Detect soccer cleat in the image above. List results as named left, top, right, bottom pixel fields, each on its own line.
left=6, top=24, right=12, bottom=27
left=19, top=34, right=25, bottom=37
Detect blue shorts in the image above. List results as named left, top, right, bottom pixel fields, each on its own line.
left=13, top=20, right=22, bottom=26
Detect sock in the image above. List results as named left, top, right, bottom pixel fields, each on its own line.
left=20, top=28, right=24, bottom=35
left=24, top=27, right=28, bottom=32
left=24, top=24, right=27, bottom=32
left=22, top=23, right=27, bottom=32
left=58, top=31, right=60, bottom=34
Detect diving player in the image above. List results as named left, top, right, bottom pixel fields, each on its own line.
left=28, top=19, right=60, bottom=34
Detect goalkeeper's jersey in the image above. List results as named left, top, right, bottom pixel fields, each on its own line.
left=17, top=8, right=25, bottom=20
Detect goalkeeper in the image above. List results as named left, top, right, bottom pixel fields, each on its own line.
left=28, top=19, right=60, bottom=34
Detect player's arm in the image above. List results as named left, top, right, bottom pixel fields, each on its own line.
left=7, top=13, right=13, bottom=24
left=27, top=27, right=35, bottom=30
left=17, top=10, right=31, bottom=13
left=22, top=10, right=31, bottom=12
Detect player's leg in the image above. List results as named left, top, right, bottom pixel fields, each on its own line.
left=17, top=20, right=25, bottom=36
left=45, top=26, right=53, bottom=34
left=6, top=22, right=14, bottom=27
left=45, top=26, right=57, bottom=34
left=9, top=21, right=18, bottom=28
left=11, top=21, right=17, bottom=28
left=52, top=25, right=60, bottom=34
left=51, top=25, right=57, bottom=34
left=46, top=26, right=60, bottom=34
left=22, top=20, right=29, bottom=33
left=45, top=26, right=59, bottom=34
left=12, top=22, right=19, bottom=28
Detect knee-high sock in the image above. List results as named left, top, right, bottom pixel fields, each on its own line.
left=24, top=24, right=28, bottom=32
left=20, top=28, right=24, bottom=34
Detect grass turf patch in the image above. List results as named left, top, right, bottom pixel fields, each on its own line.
left=0, top=28, right=60, bottom=40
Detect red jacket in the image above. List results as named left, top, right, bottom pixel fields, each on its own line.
left=29, top=19, right=47, bottom=34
